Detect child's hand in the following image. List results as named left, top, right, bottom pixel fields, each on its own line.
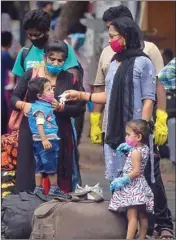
left=117, top=143, right=132, bottom=153
left=110, top=178, right=124, bottom=191
left=42, top=139, right=52, bottom=150
left=52, top=99, right=64, bottom=112
left=110, top=175, right=131, bottom=191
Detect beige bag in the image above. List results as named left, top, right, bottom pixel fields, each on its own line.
left=30, top=195, right=127, bottom=239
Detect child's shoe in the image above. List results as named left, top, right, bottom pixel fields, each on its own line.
left=48, top=185, right=71, bottom=199
left=34, top=186, right=45, bottom=194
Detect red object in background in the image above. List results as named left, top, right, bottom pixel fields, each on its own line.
left=42, top=176, right=71, bottom=194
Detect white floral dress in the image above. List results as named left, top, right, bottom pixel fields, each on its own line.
left=109, top=145, right=154, bottom=213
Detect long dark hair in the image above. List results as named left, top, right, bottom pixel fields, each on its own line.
left=110, top=17, right=143, bottom=50
left=44, top=40, right=68, bottom=59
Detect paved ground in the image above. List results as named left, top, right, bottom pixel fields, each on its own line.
left=78, top=112, right=176, bottom=231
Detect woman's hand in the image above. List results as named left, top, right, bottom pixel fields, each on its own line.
left=52, top=99, right=64, bottom=112
left=64, top=90, right=81, bottom=101
left=23, top=103, right=31, bottom=115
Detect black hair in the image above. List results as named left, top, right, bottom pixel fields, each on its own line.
left=110, top=17, right=142, bottom=49
left=44, top=40, right=68, bottom=59
left=27, top=77, right=50, bottom=102
left=126, top=119, right=154, bottom=144
left=1, top=31, right=13, bottom=47
left=23, top=9, right=51, bottom=32
left=102, top=5, right=133, bottom=22
left=68, top=21, right=87, bottom=35
left=37, top=1, right=53, bottom=9
left=163, top=48, right=174, bottom=62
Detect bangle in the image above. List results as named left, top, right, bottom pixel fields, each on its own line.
left=89, top=93, right=92, bottom=102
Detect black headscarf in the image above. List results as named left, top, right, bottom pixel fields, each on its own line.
left=105, top=17, right=150, bottom=149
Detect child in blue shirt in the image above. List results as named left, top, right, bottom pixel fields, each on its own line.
left=24, top=77, right=70, bottom=198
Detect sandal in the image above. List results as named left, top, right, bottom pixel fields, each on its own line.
left=159, top=229, right=174, bottom=239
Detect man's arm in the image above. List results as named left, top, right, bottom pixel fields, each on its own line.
left=93, top=85, right=105, bottom=112
left=156, top=80, right=166, bottom=111
left=146, top=42, right=168, bottom=145
left=146, top=42, right=166, bottom=111
left=89, top=48, right=107, bottom=144
left=154, top=80, right=168, bottom=146
left=92, top=48, right=107, bottom=112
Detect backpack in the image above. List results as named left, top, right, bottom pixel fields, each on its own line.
left=20, top=45, right=32, bottom=71
left=1, top=192, right=54, bottom=239
left=30, top=194, right=127, bottom=239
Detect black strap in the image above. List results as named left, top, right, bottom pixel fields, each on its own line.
left=20, top=45, right=32, bottom=72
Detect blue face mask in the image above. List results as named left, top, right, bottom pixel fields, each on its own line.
left=46, top=63, right=64, bottom=75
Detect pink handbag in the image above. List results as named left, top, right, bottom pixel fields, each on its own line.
left=8, top=68, right=39, bottom=130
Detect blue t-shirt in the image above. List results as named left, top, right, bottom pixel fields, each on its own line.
left=28, top=101, right=59, bottom=141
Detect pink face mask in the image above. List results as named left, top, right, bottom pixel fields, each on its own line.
left=41, top=92, right=55, bottom=104
left=125, top=136, right=138, bottom=147
left=110, top=38, right=125, bottom=53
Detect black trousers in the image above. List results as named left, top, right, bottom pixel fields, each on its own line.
left=144, top=145, right=173, bottom=235
left=74, top=113, right=85, bottom=186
